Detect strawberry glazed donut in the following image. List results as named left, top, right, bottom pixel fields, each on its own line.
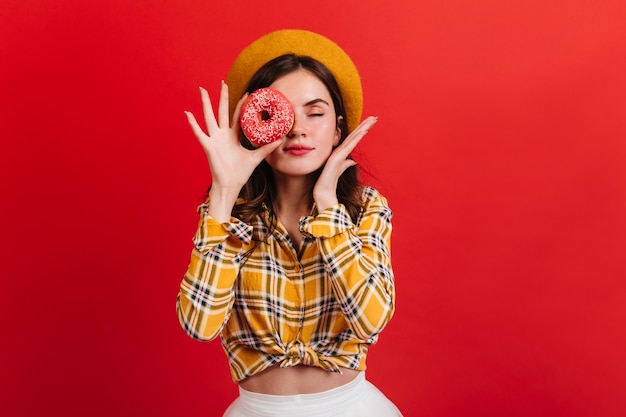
left=239, top=88, right=294, bottom=146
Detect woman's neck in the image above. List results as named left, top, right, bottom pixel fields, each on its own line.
left=273, top=173, right=315, bottom=216
left=272, top=173, right=315, bottom=248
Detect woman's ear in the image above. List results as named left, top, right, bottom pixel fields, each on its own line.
left=334, top=116, right=344, bottom=146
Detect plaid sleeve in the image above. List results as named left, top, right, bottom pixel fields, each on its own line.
left=176, top=202, right=251, bottom=341
left=299, top=187, right=395, bottom=341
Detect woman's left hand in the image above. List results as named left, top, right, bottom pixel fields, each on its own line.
left=313, top=116, right=378, bottom=211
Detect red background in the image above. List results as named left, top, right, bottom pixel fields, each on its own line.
left=2, top=1, right=625, bottom=416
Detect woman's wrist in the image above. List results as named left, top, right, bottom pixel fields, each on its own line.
left=314, top=193, right=339, bottom=213
left=207, top=186, right=239, bottom=223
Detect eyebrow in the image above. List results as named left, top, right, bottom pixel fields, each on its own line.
left=304, top=98, right=330, bottom=107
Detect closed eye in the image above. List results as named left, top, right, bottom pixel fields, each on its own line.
left=304, top=98, right=331, bottom=118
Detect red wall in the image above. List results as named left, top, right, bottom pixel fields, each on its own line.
left=2, top=1, right=625, bottom=416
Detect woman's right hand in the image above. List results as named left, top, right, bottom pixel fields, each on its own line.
left=184, top=82, right=283, bottom=221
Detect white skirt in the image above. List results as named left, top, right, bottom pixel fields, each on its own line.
left=223, top=372, right=403, bottom=417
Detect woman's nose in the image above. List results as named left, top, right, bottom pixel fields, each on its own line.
left=286, top=114, right=306, bottom=138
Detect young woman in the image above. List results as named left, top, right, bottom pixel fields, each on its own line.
left=177, top=30, right=402, bottom=416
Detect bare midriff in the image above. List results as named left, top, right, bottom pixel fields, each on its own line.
left=238, top=365, right=361, bottom=395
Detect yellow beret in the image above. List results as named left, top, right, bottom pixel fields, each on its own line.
left=226, top=29, right=363, bottom=134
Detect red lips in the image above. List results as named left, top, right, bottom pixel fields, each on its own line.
left=284, top=145, right=313, bottom=156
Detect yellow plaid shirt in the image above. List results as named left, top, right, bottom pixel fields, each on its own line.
left=176, top=186, right=395, bottom=382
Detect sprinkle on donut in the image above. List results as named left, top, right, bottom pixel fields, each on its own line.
left=240, top=88, right=294, bottom=146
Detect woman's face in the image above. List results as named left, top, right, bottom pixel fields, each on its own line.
left=264, top=69, right=340, bottom=177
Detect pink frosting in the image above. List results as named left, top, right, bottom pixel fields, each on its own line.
left=240, top=88, right=294, bottom=146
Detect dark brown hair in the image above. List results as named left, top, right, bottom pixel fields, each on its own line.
left=227, top=54, right=363, bottom=241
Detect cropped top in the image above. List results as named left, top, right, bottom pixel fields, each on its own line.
left=176, top=186, right=395, bottom=382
